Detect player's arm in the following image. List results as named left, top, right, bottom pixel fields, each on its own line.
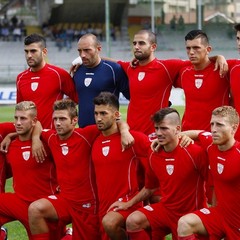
left=69, top=56, right=83, bottom=76
left=31, top=121, right=47, bottom=163
left=209, top=55, right=228, bottom=78
left=116, top=120, right=134, bottom=151
left=0, top=132, right=17, bottom=153
left=107, top=187, right=157, bottom=212
left=151, top=132, right=196, bottom=152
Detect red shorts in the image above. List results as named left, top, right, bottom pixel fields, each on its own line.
left=100, top=195, right=143, bottom=240
left=0, top=193, right=64, bottom=240
left=46, top=195, right=100, bottom=240
left=194, top=207, right=240, bottom=239
left=0, top=193, right=30, bottom=233
left=138, top=203, right=209, bottom=240
left=139, top=203, right=180, bottom=239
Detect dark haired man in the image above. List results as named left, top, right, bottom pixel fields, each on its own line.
left=174, top=30, right=230, bottom=132
left=111, top=107, right=208, bottom=239
left=91, top=92, right=150, bottom=240
left=17, top=33, right=78, bottom=129
left=28, top=98, right=132, bottom=240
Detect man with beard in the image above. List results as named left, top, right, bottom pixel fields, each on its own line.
left=15, top=33, right=76, bottom=239
left=16, top=33, right=78, bottom=130
left=73, top=33, right=130, bottom=128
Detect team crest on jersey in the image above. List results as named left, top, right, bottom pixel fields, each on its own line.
left=102, top=146, right=109, bottom=156
left=84, top=78, right=92, bottom=87
left=217, top=163, right=224, bottom=174
left=61, top=146, right=69, bottom=155
left=166, top=165, right=174, bottom=175
left=138, top=72, right=145, bottom=81
left=195, top=79, right=203, bottom=89
left=22, top=151, right=30, bottom=161
left=31, top=82, right=38, bottom=91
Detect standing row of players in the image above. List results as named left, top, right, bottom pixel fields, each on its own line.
left=0, top=23, right=240, bottom=239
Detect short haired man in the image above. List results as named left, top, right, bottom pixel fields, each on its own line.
left=174, top=29, right=230, bottom=132
left=0, top=101, right=62, bottom=239
left=226, top=23, right=240, bottom=141
left=17, top=33, right=78, bottom=129
left=112, top=107, right=208, bottom=239
left=28, top=98, right=132, bottom=240
left=91, top=92, right=150, bottom=239
left=73, top=33, right=130, bottom=128
left=178, top=106, right=240, bottom=239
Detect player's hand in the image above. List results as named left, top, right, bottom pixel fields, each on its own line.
left=121, top=130, right=135, bottom=151
left=32, top=138, right=47, bottom=163
left=214, top=55, right=228, bottom=78
left=130, top=58, right=139, bottom=68
left=151, top=139, right=161, bottom=152
left=0, top=135, right=11, bottom=153
left=107, top=200, right=131, bottom=212
left=178, top=134, right=194, bottom=147
left=69, top=56, right=82, bottom=76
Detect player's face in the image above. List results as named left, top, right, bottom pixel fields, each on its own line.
left=154, top=116, right=180, bottom=148
left=185, top=38, right=211, bottom=68
left=210, top=115, right=234, bottom=146
left=236, top=31, right=240, bottom=54
left=14, top=110, right=36, bottom=138
left=133, top=33, right=156, bottom=61
left=77, top=37, right=101, bottom=68
left=94, top=104, right=119, bottom=135
left=53, top=110, right=77, bottom=140
left=24, top=43, right=46, bottom=69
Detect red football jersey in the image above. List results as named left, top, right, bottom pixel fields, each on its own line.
left=91, top=130, right=150, bottom=217
left=119, top=59, right=189, bottom=137
left=16, top=63, right=78, bottom=129
left=175, top=62, right=230, bottom=131
left=41, top=125, right=99, bottom=212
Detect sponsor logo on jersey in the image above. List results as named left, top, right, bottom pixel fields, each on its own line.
left=144, top=205, right=154, bottom=211
left=200, top=208, right=210, bottom=214
left=82, top=203, right=91, bottom=208
left=166, top=164, right=174, bottom=175
left=31, top=82, right=38, bottom=91
left=138, top=72, right=145, bottom=81
left=61, top=145, right=69, bottom=155
left=217, top=163, right=224, bottom=174
left=22, top=151, right=30, bottom=161
left=195, top=78, right=203, bottom=89
left=84, top=77, right=92, bottom=87
left=48, top=195, right=58, bottom=199
left=102, top=146, right=109, bottom=156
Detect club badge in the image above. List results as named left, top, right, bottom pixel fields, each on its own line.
left=22, top=151, right=30, bottom=161
left=102, top=146, right=109, bottom=156
left=84, top=78, right=92, bottom=87
left=138, top=72, right=145, bottom=81
left=217, top=163, right=224, bottom=174
left=195, top=78, right=203, bottom=89
left=31, top=82, right=38, bottom=91
left=61, top=145, right=69, bottom=156
left=166, top=165, right=174, bottom=175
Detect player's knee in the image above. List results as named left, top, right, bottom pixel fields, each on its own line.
left=102, top=213, right=122, bottom=233
left=126, top=211, right=144, bottom=231
left=177, top=214, right=195, bottom=236
left=28, top=198, right=48, bottom=218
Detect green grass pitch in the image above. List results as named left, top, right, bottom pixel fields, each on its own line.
left=0, top=104, right=184, bottom=239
